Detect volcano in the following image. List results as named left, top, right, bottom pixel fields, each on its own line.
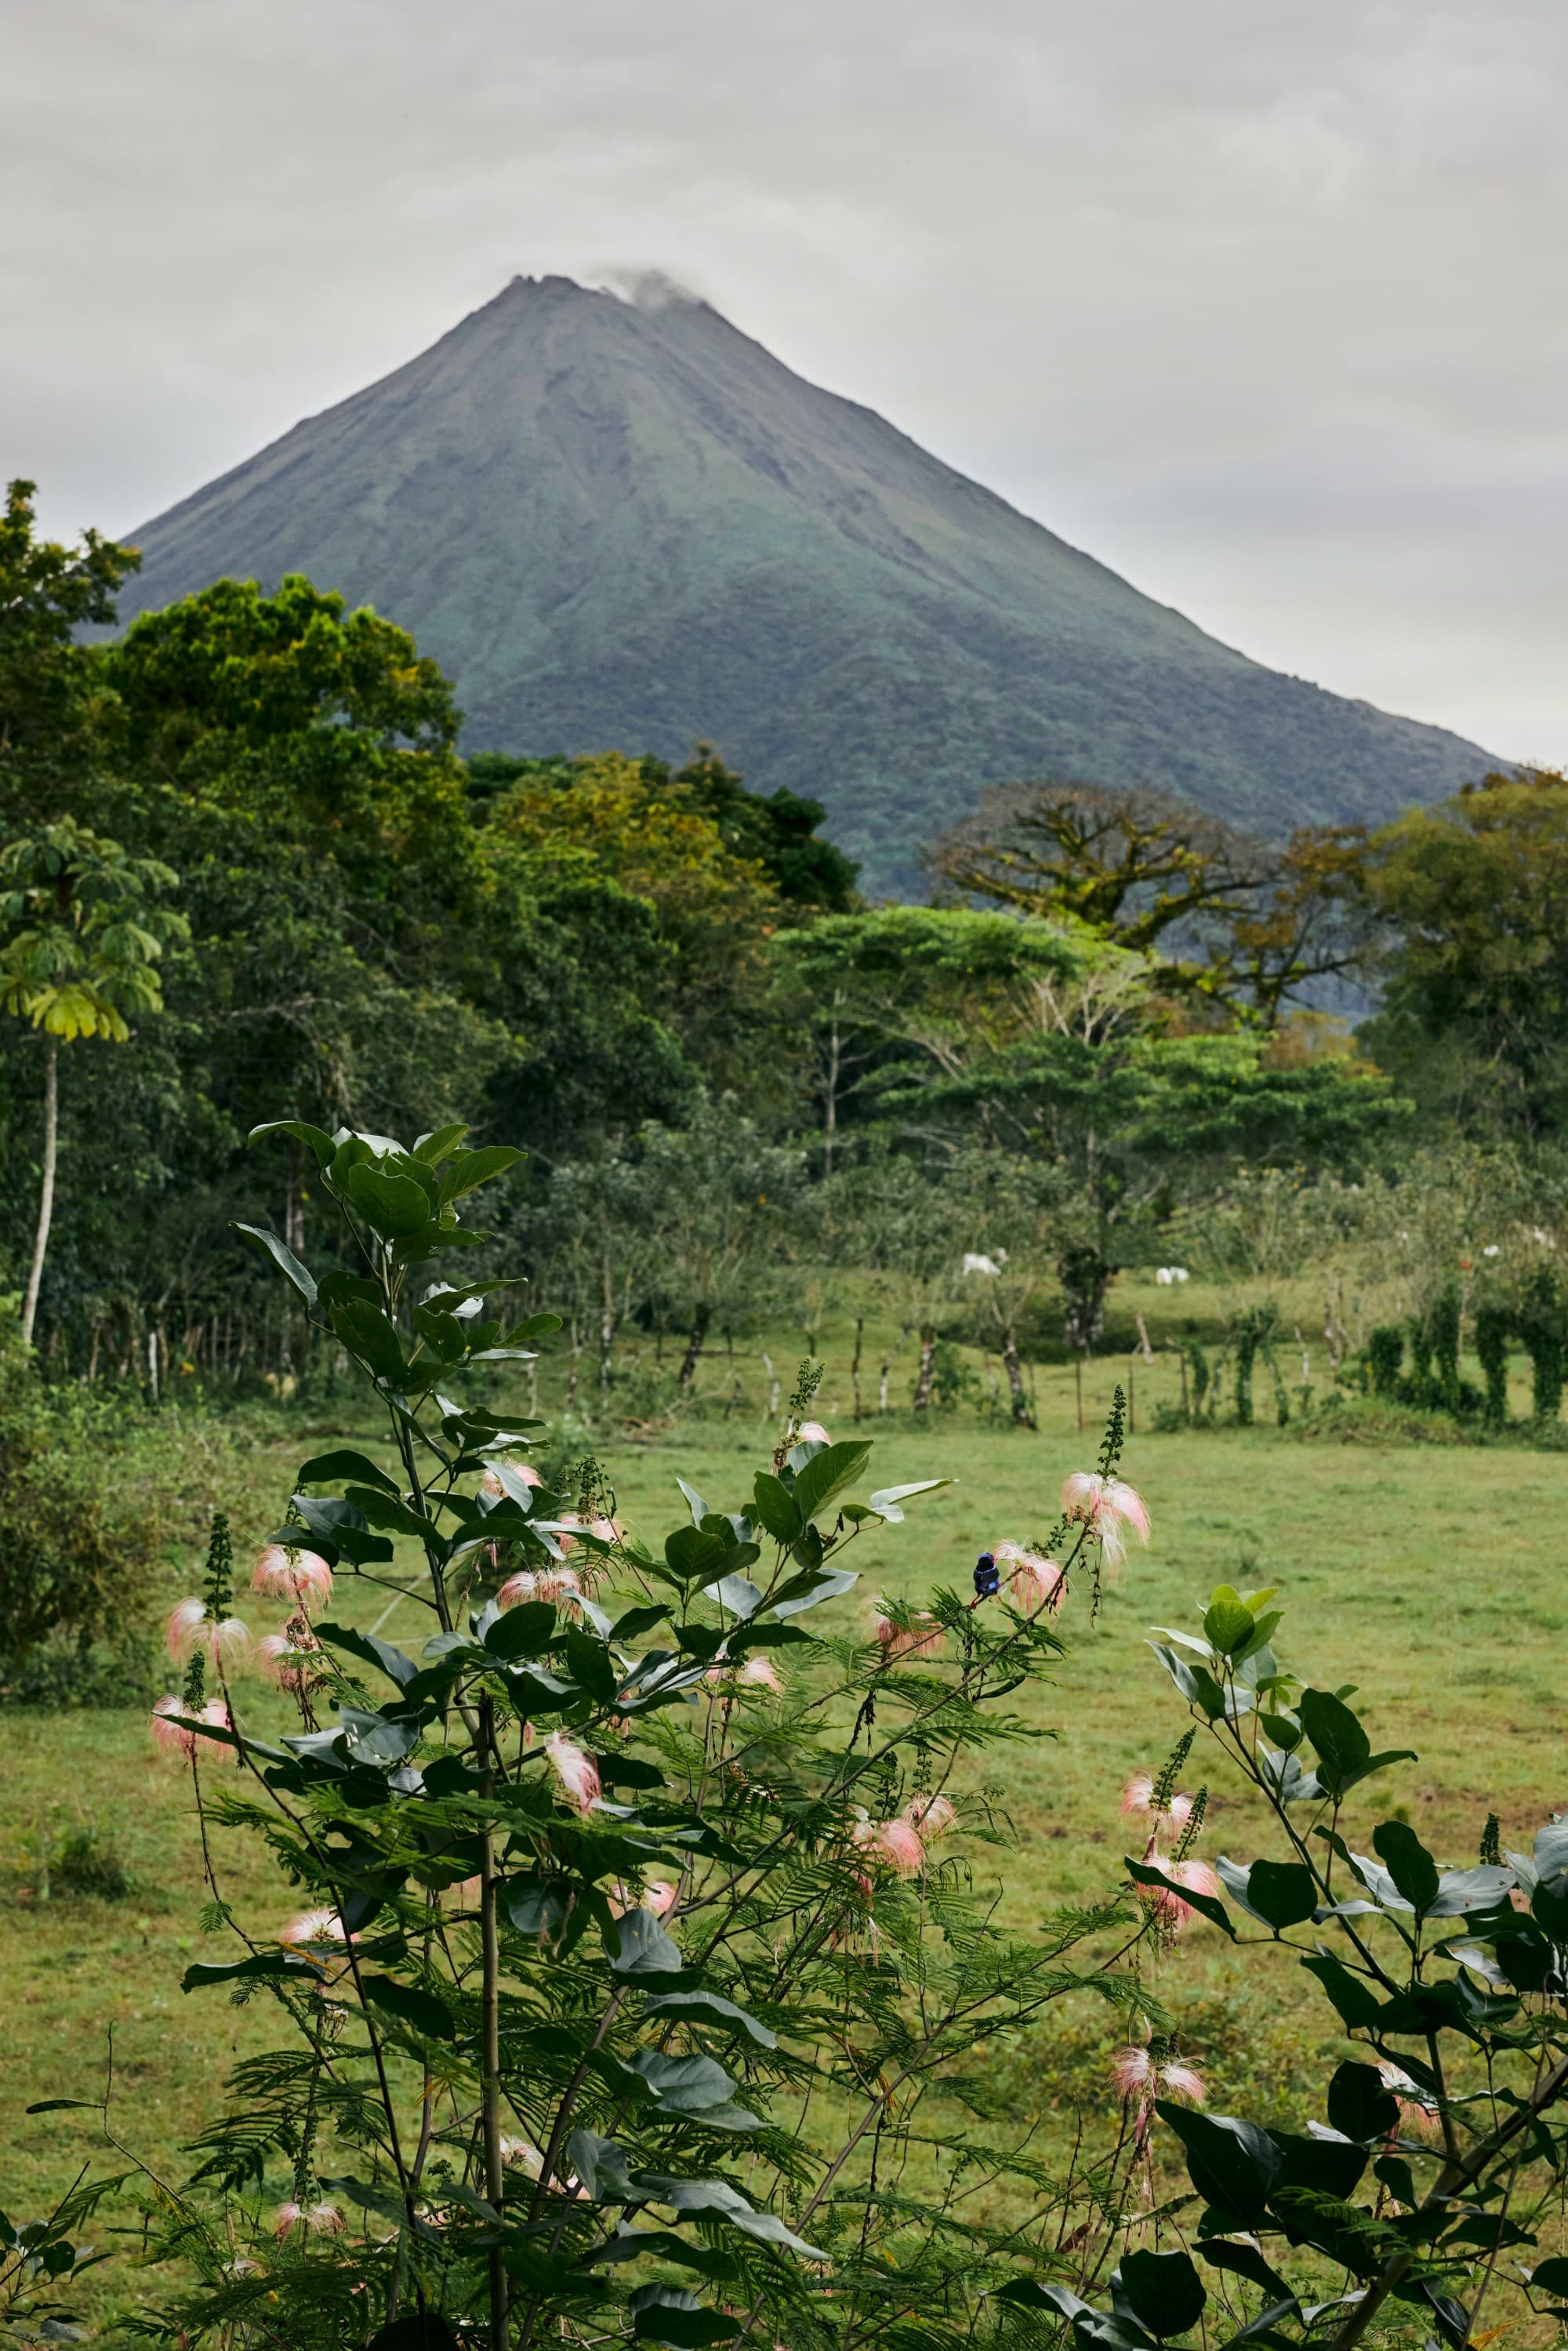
left=114, top=274, right=1495, bottom=891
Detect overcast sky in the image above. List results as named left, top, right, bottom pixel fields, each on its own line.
left=5, top=0, right=1565, bottom=764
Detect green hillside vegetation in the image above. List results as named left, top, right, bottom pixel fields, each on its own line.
left=111, top=275, right=1496, bottom=893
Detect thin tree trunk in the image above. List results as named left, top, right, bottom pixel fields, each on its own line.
left=1000, top=1326, right=1035, bottom=1428
left=20, top=1034, right=59, bottom=1349
left=912, top=1324, right=937, bottom=1415
left=599, top=1256, right=614, bottom=1396
left=677, top=1304, right=710, bottom=1390
left=851, top=1315, right=864, bottom=1421
left=878, top=1355, right=890, bottom=1413
left=822, top=1021, right=841, bottom=1176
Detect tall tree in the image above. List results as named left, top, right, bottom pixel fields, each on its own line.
left=1361, top=769, right=1568, bottom=1136
left=0, top=819, right=184, bottom=1344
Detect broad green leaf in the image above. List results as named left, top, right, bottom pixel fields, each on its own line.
left=231, top=1221, right=317, bottom=1308
left=1215, top=1856, right=1318, bottom=1931
left=343, top=1164, right=433, bottom=1240
left=1118, top=2248, right=1207, bottom=2338
left=1193, top=2240, right=1295, bottom=2307
left=1372, top=1819, right=1440, bottom=1912
left=563, top=1628, right=619, bottom=1704
left=361, top=1974, right=454, bottom=2041
left=1202, top=1585, right=1255, bottom=1657
left=1154, top=2106, right=1280, bottom=2227
left=437, top=1144, right=524, bottom=1206
left=865, top=1477, right=952, bottom=1522
left=665, top=1526, right=730, bottom=1585
left=182, top=1953, right=292, bottom=1990
left=1299, top=1687, right=1370, bottom=1790
left=1327, top=2060, right=1400, bottom=2143
left=792, top=1439, right=873, bottom=1524
left=608, top=1907, right=684, bottom=1976
left=248, top=1118, right=335, bottom=1167
left=771, top=1566, right=858, bottom=1620
left=412, top=1123, right=469, bottom=1162
left=644, top=1991, right=776, bottom=2048
left=484, top=1602, right=558, bottom=1661
left=1300, top=1950, right=1384, bottom=2030
left=296, top=1449, right=399, bottom=1495
left=750, top=1473, right=802, bottom=1544
left=316, top=1621, right=418, bottom=1690
left=328, top=1299, right=408, bottom=1384
left=1127, top=1857, right=1234, bottom=1938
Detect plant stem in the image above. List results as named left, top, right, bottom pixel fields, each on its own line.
left=21, top=1032, right=57, bottom=1348
left=479, top=1696, right=508, bottom=2350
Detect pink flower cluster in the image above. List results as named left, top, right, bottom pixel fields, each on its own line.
left=546, top=1731, right=601, bottom=1816
left=1122, top=1771, right=1218, bottom=1928
left=497, top=1566, right=583, bottom=1613
left=150, top=1540, right=338, bottom=1761
left=993, top=1541, right=1066, bottom=1616
left=1060, top=1472, right=1151, bottom=1568
left=873, top=1609, right=944, bottom=1660
left=853, top=1791, right=957, bottom=1880
left=147, top=1695, right=233, bottom=1761
left=1109, top=2043, right=1206, bottom=2147
left=274, top=2200, right=343, bottom=2240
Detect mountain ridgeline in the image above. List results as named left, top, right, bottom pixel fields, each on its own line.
left=114, top=274, right=1495, bottom=891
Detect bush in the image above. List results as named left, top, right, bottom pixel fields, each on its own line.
left=0, top=1324, right=183, bottom=1704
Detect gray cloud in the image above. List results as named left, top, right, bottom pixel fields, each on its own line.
left=3, top=0, right=1564, bottom=763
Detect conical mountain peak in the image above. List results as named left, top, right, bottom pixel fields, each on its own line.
left=115, top=279, right=1494, bottom=889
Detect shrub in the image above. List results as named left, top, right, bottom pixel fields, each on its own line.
left=0, top=1326, right=178, bottom=1703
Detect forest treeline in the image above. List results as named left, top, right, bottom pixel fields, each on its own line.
left=5, top=477, right=1568, bottom=1408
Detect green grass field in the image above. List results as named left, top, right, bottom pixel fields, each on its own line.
left=5, top=1335, right=1566, bottom=2328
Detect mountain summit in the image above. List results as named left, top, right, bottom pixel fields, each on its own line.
left=117, top=274, right=1493, bottom=888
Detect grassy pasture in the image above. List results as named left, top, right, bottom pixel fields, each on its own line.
left=5, top=1336, right=1566, bottom=2327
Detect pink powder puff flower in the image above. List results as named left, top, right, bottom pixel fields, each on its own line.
left=1150, top=1858, right=1221, bottom=1928
left=996, top=1542, right=1065, bottom=1615
left=252, top=1544, right=334, bottom=1611
left=873, top=1609, right=945, bottom=1661
left=1111, top=2044, right=1205, bottom=2106
left=857, top=1815, right=926, bottom=1877
left=274, top=2200, right=343, bottom=2239
left=546, top=1731, right=601, bottom=1816
left=257, top=1631, right=318, bottom=1692
left=497, top=1566, right=583, bottom=1613
left=608, top=1878, right=677, bottom=1918
left=739, top=1654, right=782, bottom=1693
left=586, top=1516, right=622, bottom=1543
left=1060, top=1473, right=1151, bottom=1568
left=481, top=1460, right=543, bottom=1498
left=148, top=1695, right=233, bottom=1762
left=797, top=1420, right=830, bottom=1445
left=166, top=1598, right=250, bottom=1669
left=447, top=1874, right=483, bottom=1912
left=904, top=1793, right=956, bottom=1844
left=1120, top=1774, right=1194, bottom=1832
left=280, top=1907, right=351, bottom=1949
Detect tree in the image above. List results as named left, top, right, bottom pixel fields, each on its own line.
left=775, top=904, right=1140, bottom=1164
left=928, top=778, right=1269, bottom=955
left=929, top=778, right=1374, bottom=1025
left=1361, top=771, right=1568, bottom=1137
left=0, top=478, right=137, bottom=810
left=0, top=819, right=183, bottom=1344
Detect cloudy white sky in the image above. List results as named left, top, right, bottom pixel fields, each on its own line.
left=5, top=0, right=1566, bottom=763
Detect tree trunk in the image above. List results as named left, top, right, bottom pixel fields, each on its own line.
left=1000, top=1326, right=1035, bottom=1428
left=822, top=1021, right=842, bottom=1176
left=913, top=1324, right=938, bottom=1415
left=878, top=1355, right=890, bottom=1413
left=599, top=1256, right=615, bottom=1396
left=678, top=1304, right=710, bottom=1390
left=20, top=1033, right=59, bottom=1349
left=851, top=1315, right=864, bottom=1421
left=285, top=1138, right=306, bottom=1257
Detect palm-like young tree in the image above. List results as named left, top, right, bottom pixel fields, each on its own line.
left=0, top=818, right=185, bottom=1346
